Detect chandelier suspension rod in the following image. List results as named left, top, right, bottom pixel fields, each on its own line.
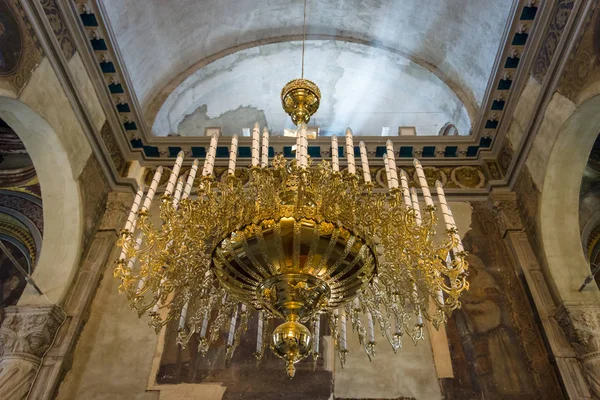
left=301, top=0, right=307, bottom=79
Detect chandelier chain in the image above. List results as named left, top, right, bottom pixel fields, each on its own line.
left=302, top=0, right=307, bottom=79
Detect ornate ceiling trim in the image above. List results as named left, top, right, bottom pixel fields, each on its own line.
left=17, top=0, right=136, bottom=191
left=67, top=0, right=542, bottom=168
left=505, top=0, right=597, bottom=190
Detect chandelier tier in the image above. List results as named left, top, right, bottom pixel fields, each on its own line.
left=115, top=124, right=469, bottom=377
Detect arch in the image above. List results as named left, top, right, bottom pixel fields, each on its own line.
left=144, top=35, right=479, bottom=132
left=0, top=96, right=84, bottom=305
left=540, top=94, right=600, bottom=304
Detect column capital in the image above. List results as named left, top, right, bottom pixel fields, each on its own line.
left=558, top=302, right=600, bottom=397
left=0, top=305, right=65, bottom=360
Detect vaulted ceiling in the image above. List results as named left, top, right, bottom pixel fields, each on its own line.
left=102, top=0, right=513, bottom=136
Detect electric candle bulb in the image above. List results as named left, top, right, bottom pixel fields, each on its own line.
left=340, top=310, right=347, bottom=350
left=399, top=170, right=412, bottom=208
left=367, top=312, right=375, bottom=343
left=200, top=309, right=209, bottom=338
left=228, top=307, right=238, bottom=347
left=142, top=167, right=163, bottom=211
left=345, top=128, right=355, bottom=175
left=228, top=134, right=238, bottom=175
left=181, top=160, right=199, bottom=200
left=359, top=141, right=371, bottom=183
left=410, top=188, right=422, bottom=225
left=251, top=122, right=260, bottom=167
left=256, top=311, right=264, bottom=354
left=172, top=176, right=185, bottom=210
left=313, top=317, right=320, bottom=353
left=261, top=127, right=269, bottom=168
left=386, top=140, right=399, bottom=188
left=166, top=150, right=185, bottom=195
left=125, top=187, right=144, bottom=231
left=203, top=133, right=219, bottom=176
left=331, top=135, right=339, bottom=172
left=413, top=159, right=434, bottom=207
left=179, top=301, right=189, bottom=330
left=298, top=124, right=308, bottom=168
left=383, top=154, right=392, bottom=189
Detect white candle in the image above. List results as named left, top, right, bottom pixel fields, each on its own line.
left=202, top=133, right=219, bottom=176
left=165, top=150, right=185, bottom=195
left=123, top=187, right=144, bottom=234
left=298, top=124, right=308, bottom=168
left=410, top=188, right=422, bottom=225
left=340, top=310, right=347, bottom=350
left=313, top=317, right=320, bottom=353
left=227, top=307, right=238, bottom=346
left=251, top=122, right=260, bottom=167
left=359, top=141, right=371, bottom=183
left=200, top=309, right=209, bottom=338
left=179, top=300, right=189, bottom=330
left=386, top=140, right=399, bottom=188
left=435, top=180, right=453, bottom=230
left=413, top=284, right=423, bottom=325
left=413, top=159, right=434, bottom=207
left=383, top=154, right=392, bottom=189
left=331, top=135, right=339, bottom=172
left=367, top=312, right=375, bottom=343
left=228, top=134, right=238, bottom=175
left=172, top=176, right=185, bottom=210
left=345, top=128, right=355, bottom=175
left=447, top=206, right=465, bottom=253
left=126, top=225, right=143, bottom=270
left=261, top=127, right=269, bottom=168
left=256, top=311, right=264, bottom=354
left=181, top=160, right=199, bottom=200
left=436, top=287, right=445, bottom=306
left=142, top=167, right=163, bottom=211
left=399, top=170, right=412, bottom=209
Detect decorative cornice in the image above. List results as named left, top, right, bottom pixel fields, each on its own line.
left=67, top=0, right=541, bottom=170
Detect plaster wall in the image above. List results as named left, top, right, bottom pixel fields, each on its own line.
left=507, top=76, right=542, bottom=148
left=526, top=91, right=577, bottom=191
left=57, top=202, right=472, bottom=400
left=69, top=52, right=107, bottom=132
left=102, top=0, right=511, bottom=117
left=18, top=58, right=92, bottom=178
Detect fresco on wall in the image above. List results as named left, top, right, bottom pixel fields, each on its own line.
left=157, top=312, right=332, bottom=400
left=441, top=203, right=563, bottom=400
left=0, top=0, right=23, bottom=76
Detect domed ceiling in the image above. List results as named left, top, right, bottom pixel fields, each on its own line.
left=102, top=0, right=513, bottom=137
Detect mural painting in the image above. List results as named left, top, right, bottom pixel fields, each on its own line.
left=441, top=203, right=563, bottom=399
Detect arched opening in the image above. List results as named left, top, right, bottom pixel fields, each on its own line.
left=540, top=94, right=600, bottom=303
left=0, top=117, right=43, bottom=309
left=0, top=97, right=84, bottom=305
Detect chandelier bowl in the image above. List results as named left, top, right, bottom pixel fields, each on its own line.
left=213, top=216, right=376, bottom=322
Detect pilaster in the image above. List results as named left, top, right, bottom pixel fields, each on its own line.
left=490, top=193, right=595, bottom=399
left=0, top=305, right=65, bottom=400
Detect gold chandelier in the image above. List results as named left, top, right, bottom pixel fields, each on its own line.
left=115, top=124, right=469, bottom=377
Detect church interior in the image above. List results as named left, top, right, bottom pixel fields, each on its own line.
left=1, top=0, right=600, bottom=399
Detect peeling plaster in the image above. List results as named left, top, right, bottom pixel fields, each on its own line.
left=156, top=41, right=472, bottom=137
